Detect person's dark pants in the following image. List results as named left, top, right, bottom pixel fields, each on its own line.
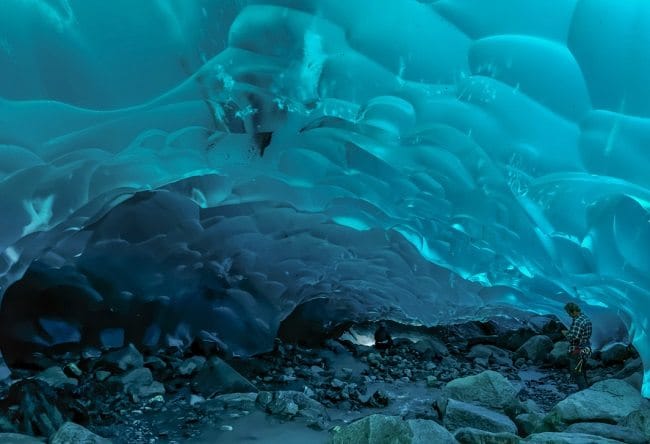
left=569, top=354, right=589, bottom=390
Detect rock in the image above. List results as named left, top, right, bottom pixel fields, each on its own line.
left=192, top=356, right=257, bottom=398
left=443, top=399, right=518, bottom=434
left=515, top=412, right=545, bottom=436
left=7, top=379, right=65, bottom=437
left=143, top=356, right=167, bottom=372
left=50, top=422, right=111, bottom=444
left=599, top=342, right=630, bottom=365
left=623, top=372, right=643, bottom=391
left=110, top=367, right=165, bottom=399
left=515, top=336, right=553, bottom=363
left=63, top=363, right=82, bottom=378
left=257, top=391, right=329, bottom=421
left=0, top=433, right=45, bottom=443
left=443, top=370, right=519, bottom=410
left=35, top=367, right=78, bottom=389
left=621, top=408, right=650, bottom=438
left=454, top=427, right=521, bottom=444
left=412, top=338, right=449, bottom=359
left=564, top=422, right=647, bottom=444
left=467, top=345, right=512, bottom=367
left=426, top=376, right=437, bottom=387
left=548, top=342, right=570, bottom=367
left=98, top=344, right=143, bottom=373
left=545, top=379, right=643, bottom=428
left=95, top=371, right=111, bottom=382
left=329, top=414, right=456, bottom=444
left=613, top=358, right=643, bottom=380
left=177, top=356, right=206, bottom=376
left=524, top=432, right=622, bottom=443
left=204, top=392, right=258, bottom=411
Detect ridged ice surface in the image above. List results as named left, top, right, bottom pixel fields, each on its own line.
left=0, top=1, right=649, bottom=393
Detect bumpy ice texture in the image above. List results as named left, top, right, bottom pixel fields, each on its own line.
left=0, top=1, right=649, bottom=394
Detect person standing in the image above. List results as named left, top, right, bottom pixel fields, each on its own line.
left=562, top=302, right=592, bottom=390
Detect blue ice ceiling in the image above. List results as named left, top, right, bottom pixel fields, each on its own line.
left=0, top=0, right=649, bottom=394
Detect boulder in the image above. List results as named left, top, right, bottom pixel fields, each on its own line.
left=177, top=356, right=206, bottom=376
left=599, top=342, right=630, bottom=365
left=98, top=344, right=143, bottom=373
left=514, top=412, right=545, bottom=436
left=0, top=433, right=45, bottom=443
left=548, top=342, right=570, bottom=367
left=564, top=422, right=647, bottom=444
left=192, top=356, right=257, bottom=398
left=203, top=392, right=258, bottom=412
left=7, top=379, right=65, bottom=437
left=621, top=407, right=650, bottom=438
left=515, top=336, right=553, bottom=363
left=443, top=399, right=518, bottom=434
left=524, top=432, right=623, bottom=443
left=443, top=370, right=519, bottom=410
left=257, top=391, right=329, bottom=421
left=329, top=414, right=456, bottom=444
left=50, top=422, right=111, bottom=444
left=35, top=367, right=77, bottom=389
left=109, top=368, right=164, bottom=399
left=467, top=345, right=512, bottom=367
left=545, top=379, right=643, bottom=427
left=412, top=338, right=449, bottom=359
left=454, top=427, right=521, bottom=444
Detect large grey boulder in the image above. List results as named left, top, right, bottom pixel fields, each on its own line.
left=329, top=414, right=457, bottom=444
left=192, top=356, right=257, bottom=398
left=50, top=422, right=111, bottom=444
left=443, top=399, right=518, bottom=434
left=453, top=427, right=521, bottom=444
left=564, top=422, right=647, bottom=444
left=98, top=344, right=143, bottom=373
left=514, top=412, right=545, bottom=436
left=35, top=367, right=77, bottom=389
left=109, top=367, right=164, bottom=399
left=443, top=370, right=519, bottom=410
left=515, top=335, right=553, bottom=363
left=525, top=432, right=623, bottom=443
left=621, top=407, right=650, bottom=438
left=467, top=345, right=512, bottom=367
left=599, top=342, right=630, bottom=365
left=548, top=342, right=570, bottom=367
left=544, top=379, right=643, bottom=427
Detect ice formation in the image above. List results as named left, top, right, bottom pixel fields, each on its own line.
left=0, top=1, right=649, bottom=395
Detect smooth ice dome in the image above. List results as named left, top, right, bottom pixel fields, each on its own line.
left=0, top=1, right=649, bottom=395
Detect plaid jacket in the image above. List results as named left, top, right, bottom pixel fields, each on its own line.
left=567, top=313, right=592, bottom=355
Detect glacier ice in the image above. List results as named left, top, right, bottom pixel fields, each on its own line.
left=0, top=1, right=649, bottom=395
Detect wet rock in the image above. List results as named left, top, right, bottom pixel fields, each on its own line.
left=109, top=367, right=165, bottom=400
left=7, top=379, right=67, bottom=437
left=443, top=370, right=519, bottom=410
left=515, top=336, right=553, bottom=363
left=426, top=376, right=437, bottom=387
left=524, top=432, right=622, bottom=443
left=564, top=422, right=647, bottom=444
left=515, top=412, right=545, bottom=436
left=50, top=422, right=111, bottom=444
left=177, top=356, right=206, bottom=376
left=467, top=345, right=512, bottom=367
left=620, top=407, right=650, bottom=438
left=192, top=357, right=257, bottom=398
left=548, top=342, right=569, bottom=367
left=443, top=399, right=518, bottom=434
left=143, top=356, right=166, bottom=372
left=453, top=427, right=521, bottom=444
left=0, top=433, right=44, bottom=443
left=95, top=371, right=111, bottom=382
left=98, top=344, right=143, bottom=373
left=613, top=357, right=643, bottom=380
left=599, top=342, right=630, bottom=366
left=329, top=414, right=456, bottom=444
left=256, top=390, right=329, bottom=421
left=412, top=337, right=449, bottom=359
left=544, top=379, right=643, bottom=428
left=35, top=367, right=77, bottom=389
left=63, top=363, right=82, bottom=378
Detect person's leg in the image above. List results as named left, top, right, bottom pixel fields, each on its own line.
left=569, top=355, right=586, bottom=390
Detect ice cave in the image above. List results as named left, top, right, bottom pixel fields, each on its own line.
left=0, top=1, right=649, bottom=443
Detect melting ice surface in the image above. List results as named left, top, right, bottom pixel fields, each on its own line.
left=0, top=1, right=649, bottom=395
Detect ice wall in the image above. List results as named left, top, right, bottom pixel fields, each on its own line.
left=0, top=1, right=649, bottom=394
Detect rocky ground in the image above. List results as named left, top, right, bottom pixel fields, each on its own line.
left=0, top=314, right=648, bottom=443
